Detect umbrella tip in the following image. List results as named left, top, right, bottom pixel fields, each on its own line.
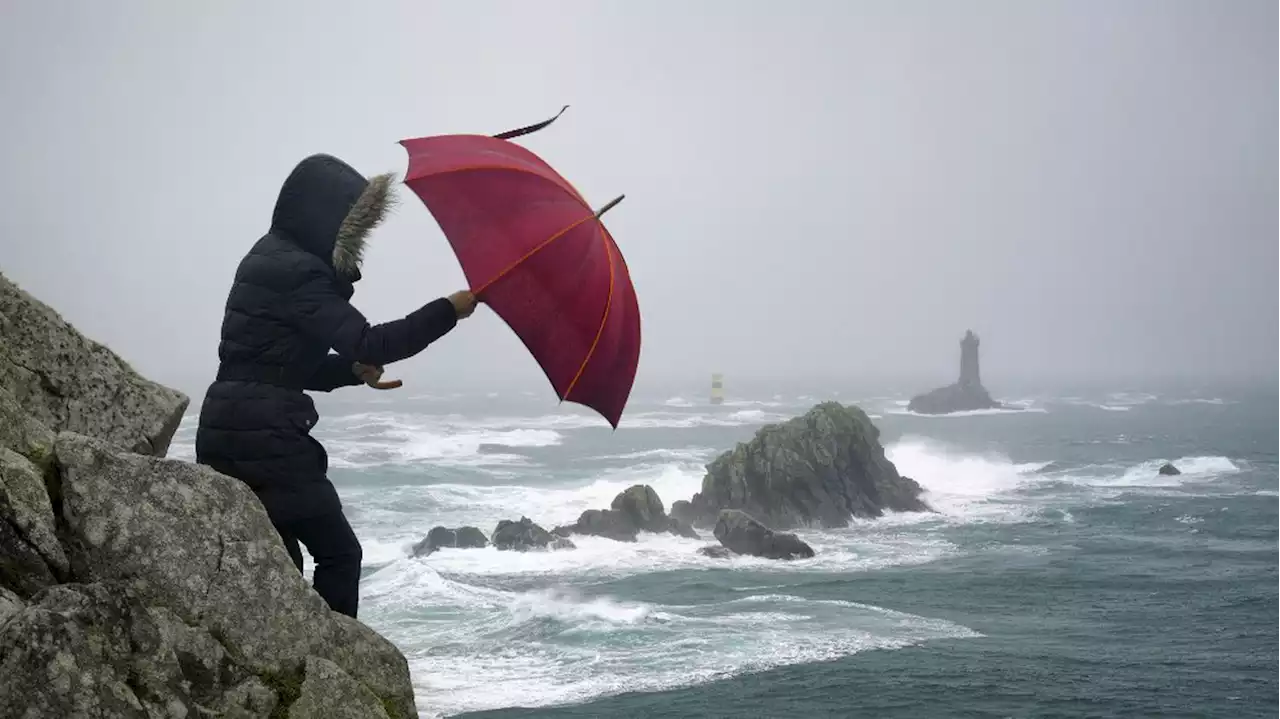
left=594, top=194, right=625, bottom=219
left=493, top=105, right=571, bottom=141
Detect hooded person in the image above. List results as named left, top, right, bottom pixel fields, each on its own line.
left=195, top=153, right=477, bottom=618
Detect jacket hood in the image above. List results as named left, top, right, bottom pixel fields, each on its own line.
left=269, top=154, right=398, bottom=282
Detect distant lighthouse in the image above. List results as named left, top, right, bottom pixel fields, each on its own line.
left=959, top=330, right=981, bottom=387
left=710, top=373, right=725, bottom=405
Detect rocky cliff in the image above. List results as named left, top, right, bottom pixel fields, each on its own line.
left=680, top=402, right=929, bottom=530
left=0, top=272, right=417, bottom=718
left=906, top=330, right=1005, bottom=415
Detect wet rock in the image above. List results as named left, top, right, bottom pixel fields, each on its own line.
left=1158, top=462, right=1182, bottom=476
left=611, top=484, right=668, bottom=533
left=558, top=484, right=700, bottom=542
left=669, top=499, right=697, bottom=525
left=492, top=517, right=554, bottom=551
left=412, top=525, right=489, bottom=557
left=697, top=545, right=734, bottom=559
left=549, top=537, right=577, bottom=551
left=685, top=402, right=929, bottom=529
left=566, top=508, right=639, bottom=542
left=713, top=509, right=814, bottom=560
left=668, top=516, right=700, bottom=539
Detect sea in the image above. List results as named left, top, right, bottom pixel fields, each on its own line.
left=169, top=381, right=1278, bottom=718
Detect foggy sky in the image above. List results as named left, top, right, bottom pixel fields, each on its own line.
left=2, top=0, right=1275, bottom=399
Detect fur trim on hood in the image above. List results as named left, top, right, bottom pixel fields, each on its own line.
left=333, top=171, right=398, bottom=280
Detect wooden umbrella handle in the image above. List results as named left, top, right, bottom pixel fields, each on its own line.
left=366, top=378, right=403, bottom=390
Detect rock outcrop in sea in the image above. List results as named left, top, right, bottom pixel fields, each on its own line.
left=554, top=484, right=700, bottom=542
left=0, top=272, right=418, bottom=718
left=681, top=402, right=930, bottom=530
left=906, top=330, right=1005, bottom=414
left=491, top=517, right=558, bottom=551
left=714, top=510, right=814, bottom=560
left=411, top=525, right=489, bottom=557
left=1158, top=462, right=1182, bottom=476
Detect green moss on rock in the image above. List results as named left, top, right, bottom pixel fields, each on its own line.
left=259, top=667, right=304, bottom=719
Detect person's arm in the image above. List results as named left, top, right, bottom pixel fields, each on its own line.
left=285, top=267, right=465, bottom=366
left=304, top=354, right=363, bottom=392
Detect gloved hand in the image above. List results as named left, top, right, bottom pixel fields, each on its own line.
left=353, top=362, right=402, bottom=390
left=449, top=290, right=478, bottom=319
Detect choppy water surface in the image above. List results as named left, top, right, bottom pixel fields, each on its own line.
left=171, top=384, right=1278, bottom=717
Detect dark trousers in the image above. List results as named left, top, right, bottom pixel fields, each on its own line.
left=273, top=510, right=363, bottom=618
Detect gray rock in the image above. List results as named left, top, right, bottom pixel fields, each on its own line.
left=565, top=508, right=639, bottom=542
left=127, top=602, right=248, bottom=711
left=558, top=485, right=700, bottom=542
left=0, top=272, right=189, bottom=457
left=0, top=583, right=152, bottom=718
left=0, top=447, right=68, bottom=595
left=289, top=655, right=390, bottom=719
left=668, top=517, right=700, bottom=539
left=669, top=499, right=697, bottom=525
left=411, top=525, right=489, bottom=557
left=713, top=510, right=814, bottom=560
left=218, top=677, right=279, bottom=718
left=53, top=432, right=417, bottom=718
left=492, top=517, right=553, bottom=551
left=906, top=330, right=1005, bottom=415
left=611, top=484, right=668, bottom=533
left=549, top=537, right=577, bottom=551
left=685, top=402, right=929, bottom=529
left=0, top=385, right=56, bottom=465
left=0, top=581, right=270, bottom=718
left=1158, top=462, right=1181, bottom=476
left=697, top=545, right=733, bottom=559
left=0, top=586, right=23, bottom=629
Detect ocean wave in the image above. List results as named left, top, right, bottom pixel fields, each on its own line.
left=324, top=425, right=561, bottom=469
left=883, top=437, right=1049, bottom=524
left=357, top=564, right=979, bottom=718
left=1167, top=397, right=1231, bottom=406
left=886, top=405, right=1048, bottom=418
left=589, top=447, right=719, bottom=463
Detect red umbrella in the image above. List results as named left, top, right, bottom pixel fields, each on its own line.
left=398, top=108, right=640, bottom=428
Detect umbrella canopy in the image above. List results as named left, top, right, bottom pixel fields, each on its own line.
left=398, top=110, right=640, bottom=428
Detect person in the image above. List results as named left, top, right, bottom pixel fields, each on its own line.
left=195, top=153, right=477, bottom=618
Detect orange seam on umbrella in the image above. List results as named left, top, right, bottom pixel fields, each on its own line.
left=563, top=223, right=616, bottom=402
left=472, top=213, right=596, bottom=295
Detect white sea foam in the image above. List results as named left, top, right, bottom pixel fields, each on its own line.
left=884, top=437, right=1050, bottom=523
left=356, top=564, right=979, bottom=718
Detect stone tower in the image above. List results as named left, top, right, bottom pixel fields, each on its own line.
left=958, top=330, right=981, bottom=387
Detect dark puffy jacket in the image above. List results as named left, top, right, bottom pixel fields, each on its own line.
left=195, top=154, right=458, bottom=523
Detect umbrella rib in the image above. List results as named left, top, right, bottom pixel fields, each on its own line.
left=472, top=212, right=597, bottom=296
left=562, top=223, right=616, bottom=402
